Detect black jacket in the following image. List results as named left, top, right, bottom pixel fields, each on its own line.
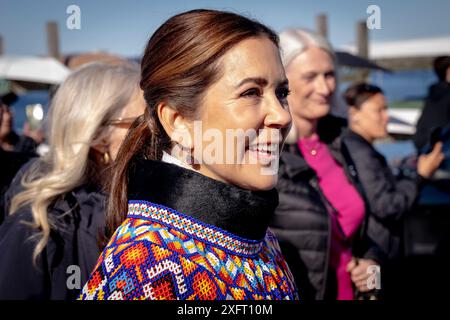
left=341, top=129, right=424, bottom=260
left=270, top=115, right=382, bottom=300
left=414, top=82, right=450, bottom=150
left=0, top=160, right=107, bottom=300
left=0, top=149, right=35, bottom=224
left=6, top=132, right=39, bottom=154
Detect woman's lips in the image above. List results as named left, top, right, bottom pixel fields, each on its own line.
left=246, top=143, right=279, bottom=165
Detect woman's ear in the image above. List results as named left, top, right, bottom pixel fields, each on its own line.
left=91, top=137, right=109, bottom=154
left=348, top=106, right=360, bottom=124
left=90, top=136, right=112, bottom=165
left=157, top=102, right=193, bottom=149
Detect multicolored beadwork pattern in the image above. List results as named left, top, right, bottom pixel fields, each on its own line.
left=127, top=201, right=263, bottom=256
left=79, top=200, right=298, bottom=300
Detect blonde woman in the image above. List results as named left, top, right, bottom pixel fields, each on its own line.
left=0, top=62, right=145, bottom=300
left=270, top=29, right=383, bottom=300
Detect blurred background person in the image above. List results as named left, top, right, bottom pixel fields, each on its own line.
left=0, top=102, right=34, bottom=224
left=342, top=83, right=444, bottom=262
left=270, top=28, right=382, bottom=300
left=0, top=62, right=145, bottom=300
left=413, top=56, right=450, bottom=151
left=1, top=93, right=43, bottom=224
left=342, top=83, right=444, bottom=299
left=0, top=92, right=41, bottom=154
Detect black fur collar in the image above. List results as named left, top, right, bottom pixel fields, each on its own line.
left=127, top=159, right=279, bottom=240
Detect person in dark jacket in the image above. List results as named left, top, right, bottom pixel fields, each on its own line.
left=342, top=83, right=444, bottom=259
left=0, top=92, right=40, bottom=154
left=270, top=28, right=382, bottom=300
left=0, top=149, right=33, bottom=224
left=0, top=161, right=107, bottom=299
left=0, top=62, right=145, bottom=300
left=0, top=104, right=35, bottom=224
left=413, top=56, right=450, bottom=151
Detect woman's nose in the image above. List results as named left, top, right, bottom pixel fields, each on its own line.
left=265, top=99, right=292, bottom=129
left=315, top=75, right=332, bottom=96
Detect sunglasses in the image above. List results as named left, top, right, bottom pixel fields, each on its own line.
left=105, top=116, right=139, bottom=128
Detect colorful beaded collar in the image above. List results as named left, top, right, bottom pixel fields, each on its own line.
left=127, top=200, right=264, bottom=257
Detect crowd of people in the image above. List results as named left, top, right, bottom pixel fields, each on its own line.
left=0, top=9, right=448, bottom=300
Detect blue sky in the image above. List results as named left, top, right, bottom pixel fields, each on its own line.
left=1, top=0, right=450, bottom=58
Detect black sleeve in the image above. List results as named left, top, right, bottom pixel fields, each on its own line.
left=351, top=147, right=418, bottom=224
left=0, top=211, right=50, bottom=299
left=413, top=94, right=450, bottom=150
left=0, top=152, right=34, bottom=224
left=361, top=238, right=388, bottom=265
left=414, top=100, right=436, bottom=150
left=1, top=158, right=38, bottom=225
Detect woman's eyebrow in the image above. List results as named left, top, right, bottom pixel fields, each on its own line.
left=235, top=77, right=288, bottom=88
left=235, top=77, right=268, bottom=88
left=277, top=79, right=289, bottom=87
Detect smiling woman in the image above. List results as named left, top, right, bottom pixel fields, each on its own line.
left=79, top=9, right=297, bottom=301
left=269, top=28, right=382, bottom=301
left=190, top=36, right=291, bottom=190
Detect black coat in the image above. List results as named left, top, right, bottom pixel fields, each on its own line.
left=270, top=115, right=383, bottom=300
left=341, top=129, right=423, bottom=260
left=0, top=161, right=107, bottom=300
left=0, top=149, right=35, bottom=224
left=4, top=131, right=39, bottom=154
left=414, top=82, right=450, bottom=150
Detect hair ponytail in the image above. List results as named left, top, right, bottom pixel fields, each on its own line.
left=103, top=106, right=170, bottom=245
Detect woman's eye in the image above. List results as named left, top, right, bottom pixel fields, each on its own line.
left=302, top=74, right=316, bottom=81
left=241, top=88, right=261, bottom=98
left=276, top=87, right=291, bottom=100
left=325, top=71, right=335, bottom=79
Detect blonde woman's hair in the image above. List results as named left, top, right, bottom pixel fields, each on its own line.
left=279, top=28, right=336, bottom=69
left=279, top=28, right=346, bottom=143
left=9, top=62, right=140, bottom=262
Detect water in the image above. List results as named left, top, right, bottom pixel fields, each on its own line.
left=375, top=140, right=416, bottom=164
left=369, top=68, right=437, bottom=102
left=340, top=68, right=438, bottom=103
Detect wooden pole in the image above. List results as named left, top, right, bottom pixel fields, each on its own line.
left=357, top=20, right=368, bottom=59
left=46, top=21, right=60, bottom=59
left=356, top=20, right=370, bottom=82
left=316, top=14, right=328, bottom=39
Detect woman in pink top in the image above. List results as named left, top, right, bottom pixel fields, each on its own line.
left=270, top=28, right=381, bottom=300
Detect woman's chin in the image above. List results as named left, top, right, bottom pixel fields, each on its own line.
left=303, top=104, right=330, bottom=121
left=375, top=130, right=389, bottom=140
left=237, top=170, right=278, bottom=191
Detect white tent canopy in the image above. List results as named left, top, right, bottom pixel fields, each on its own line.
left=340, top=35, right=450, bottom=59
left=387, top=108, right=421, bottom=135
left=0, top=55, right=70, bottom=84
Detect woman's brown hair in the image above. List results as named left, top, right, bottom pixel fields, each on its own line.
left=104, top=9, right=279, bottom=243
left=343, top=82, right=383, bottom=109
